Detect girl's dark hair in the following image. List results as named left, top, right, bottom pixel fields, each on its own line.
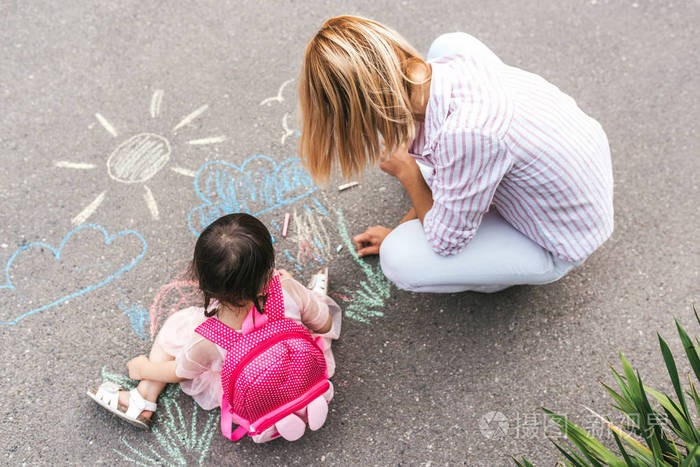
left=190, top=213, right=275, bottom=317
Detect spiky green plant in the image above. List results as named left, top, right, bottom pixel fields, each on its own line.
left=515, top=306, right=700, bottom=466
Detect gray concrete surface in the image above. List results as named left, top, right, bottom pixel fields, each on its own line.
left=1, top=0, right=698, bottom=465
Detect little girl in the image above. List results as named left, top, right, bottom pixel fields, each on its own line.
left=88, top=213, right=341, bottom=429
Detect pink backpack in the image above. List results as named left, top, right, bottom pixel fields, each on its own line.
left=195, top=275, right=333, bottom=443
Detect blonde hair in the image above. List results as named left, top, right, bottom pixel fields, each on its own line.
left=299, top=15, right=427, bottom=182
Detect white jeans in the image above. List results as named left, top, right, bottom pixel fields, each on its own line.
left=378, top=33, right=580, bottom=293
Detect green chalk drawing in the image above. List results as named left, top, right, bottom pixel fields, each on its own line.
left=101, top=367, right=219, bottom=466
left=335, top=210, right=391, bottom=323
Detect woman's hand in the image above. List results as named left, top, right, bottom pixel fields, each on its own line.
left=128, top=355, right=150, bottom=381
left=379, top=144, right=420, bottom=181
left=353, top=226, right=392, bottom=257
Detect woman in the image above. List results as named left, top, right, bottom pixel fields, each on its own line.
left=298, top=16, right=613, bottom=293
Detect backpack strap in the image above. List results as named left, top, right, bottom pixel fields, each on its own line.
left=261, top=274, right=285, bottom=321
left=194, top=317, right=240, bottom=351
left=221, top=398, right=248, bottom=441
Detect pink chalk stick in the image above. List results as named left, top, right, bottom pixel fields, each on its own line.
left=282, top=212, right=290, bottom=237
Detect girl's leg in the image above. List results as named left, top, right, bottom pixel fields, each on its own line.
left=117, top=339, right=173, bottom=418
left=379, top=210, right=579, bottom=293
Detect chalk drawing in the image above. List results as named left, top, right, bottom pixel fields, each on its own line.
left=0, top=223, right=147, bottom=326
left=107, top=133, right=171, bottom=184
left=259, top=78, right=294, bottom=106
left=150, top=89, right=164, bottom=119
left=172, top=104, right=208, bottom=134
left=329, top=291, right=352, bottom=302
left=95, top=113, right=118, bottom=137
left=118, top=298, right=149, bottom=339
left=143, top=185, right=159, bottom=220
left=312, top=197, right=328, bottom=216
left=170, top=167, right=197, bottom=177
left=71, top=191, right=106, bottom=226
left=101, top=367, right=218, bottom=466
left=58, top=90, right=220, bottom=225
left=148, top=277, right=201, bottom=338
left=290, top=205, right=331, bottom=267
left=335, top=210, right=390, bottom=323
left=187, top=136, right=226, bottom=145
left=280, top=112, right=295, bottom=145
left=187, top=156, right=317, bottom=236
left=54, top=161, right=96, bottom=170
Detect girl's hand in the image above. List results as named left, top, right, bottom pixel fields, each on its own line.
left=353, top=226, right=392, bottom=257
left=128, top=355, right=150, bottom=380
left=276, top=269, right=294, bottom=281
left=379, top=144, right=419, bottom=181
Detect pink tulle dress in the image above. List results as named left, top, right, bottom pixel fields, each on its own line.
left=155, top=272, right=342, bottom=410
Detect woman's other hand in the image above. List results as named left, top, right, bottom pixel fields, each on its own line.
left=353, top=226, right=392, bottom=257
left=379, top=144, right=420, bottom=181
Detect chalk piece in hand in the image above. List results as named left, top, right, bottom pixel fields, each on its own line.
left=337, top=181, right=359, bottom=191
left=282, top=212, right=290, bottom=237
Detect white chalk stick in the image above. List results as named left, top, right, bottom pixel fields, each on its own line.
left=338, top=181, right=359, bottom=191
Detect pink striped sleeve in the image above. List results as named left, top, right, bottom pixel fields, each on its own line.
left=423, top=129, right=511, bottom=256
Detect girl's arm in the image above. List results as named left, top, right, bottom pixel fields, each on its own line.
left=128, top=355, right=186, bottom=383
left=278, top=270, right=333, bottom=334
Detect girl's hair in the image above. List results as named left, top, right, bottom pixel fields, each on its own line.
left=190, top=213, right=275, bottom=317
left=299, top=15, right=427, bottom=183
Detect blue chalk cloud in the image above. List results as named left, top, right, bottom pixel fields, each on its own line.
left=187, top=156, right=317, bottom=236
left=0, top=224, right=147, bottom=326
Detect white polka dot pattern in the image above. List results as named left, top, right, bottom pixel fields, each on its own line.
left=195, top=275, right=328, bottom=436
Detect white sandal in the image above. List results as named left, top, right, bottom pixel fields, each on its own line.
left=307, top=268, right=328, bottom=295
left=87, top=382, right=156, bottom=429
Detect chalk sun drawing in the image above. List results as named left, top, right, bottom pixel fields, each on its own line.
left=56, top=90, right=225, bottom=225
left=187, top=156, right=317, bottom=236
left=100, top=368, right=218, bottom=466
left=0, top=224, right=147, bottom=326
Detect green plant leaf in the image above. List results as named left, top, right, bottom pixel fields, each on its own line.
left=658, top=331, right=693, bottom=431
left=677, top=318, right=700, bottom=387
left=543, top=408, right=625, bottom=466
left=585, top=405, right=658, bottom=463
left=688, top=376, right=700, bottom=420
left=611, top=428, right=654, bottom=466
left=679, top=443, right=700, bottom=467
left=550, top=438, right=591, bottom=466
left=512, top=457, right=536, bottom=467
left=602, top=382, right=636, bottom=416
left=645, top=384, right=696, bottom=442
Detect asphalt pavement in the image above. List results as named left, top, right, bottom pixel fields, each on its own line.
left=1, top=0, right=698, bottom=465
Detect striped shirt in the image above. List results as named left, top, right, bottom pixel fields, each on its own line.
left=408, top=53, right=614, bottom=262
